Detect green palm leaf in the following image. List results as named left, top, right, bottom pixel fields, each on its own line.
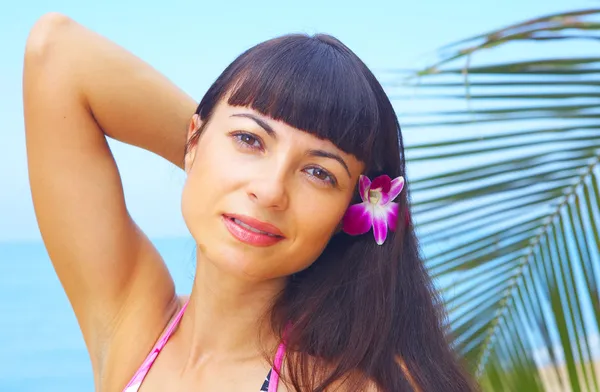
left=397, top=8, right=600, bottom=391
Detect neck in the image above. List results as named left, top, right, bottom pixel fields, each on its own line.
left=176, top=248, right=286, bottom=366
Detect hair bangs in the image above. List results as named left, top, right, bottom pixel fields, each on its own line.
left=223, top=35, right=380, bottom=164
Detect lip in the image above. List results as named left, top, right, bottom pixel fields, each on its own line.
left=222, top=214, right=285, bottom=247
left=224, top=214, right=285, bottom=237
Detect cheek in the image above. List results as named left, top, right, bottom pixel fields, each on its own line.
left=286, top=194, right=347, bottom=269
left=181, top=169, right=209, bottom=242
left=181, top=137, right=231, bottom=234
left=181, top=134, right=260, bottom=241
left=300, top=197, right=345, bottom=237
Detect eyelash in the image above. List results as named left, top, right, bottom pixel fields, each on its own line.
left=304, top=166, right=337, bottom=187
left=229, top=131, right=338, bottom=187
left=231, top=131, right=263, bottom=151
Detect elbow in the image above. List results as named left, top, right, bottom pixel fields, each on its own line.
left=24, top=13, right=73, bottom=64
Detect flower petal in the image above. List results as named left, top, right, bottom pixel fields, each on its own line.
left=358, top=175, right=371, bottom=202
left=381, top=176, right=404, bottom=204
left=386, top=202, right=399, bottom=232
left=372, top=213, right=388, bottom=245
left=370, top=175, right=391, bottom=193
left=342, top=203, right=373, bottom=235
left=389, top=176, right=405, bottom=201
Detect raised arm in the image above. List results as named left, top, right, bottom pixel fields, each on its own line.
left=25, top=13, right=196, bottom=168
left=23, top=12, right=197, bottom=386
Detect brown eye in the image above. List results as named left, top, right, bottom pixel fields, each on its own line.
left=232, top=132, right=263, bottom=150
left=305, top=167, right=337, bottom=186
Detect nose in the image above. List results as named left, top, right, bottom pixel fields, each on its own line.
left=246, top=167, right=290, bottom=211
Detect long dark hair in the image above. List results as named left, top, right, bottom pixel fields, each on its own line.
left=186, top=34, right=477, bottom=392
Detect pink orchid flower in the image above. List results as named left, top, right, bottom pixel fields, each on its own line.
left=342, top=174, right=405, bottom=245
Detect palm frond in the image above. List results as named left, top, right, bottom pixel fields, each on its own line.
left=396, top=8, right=600, bottom=391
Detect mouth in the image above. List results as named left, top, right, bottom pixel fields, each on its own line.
left=222, top=214, right=284, bottom=247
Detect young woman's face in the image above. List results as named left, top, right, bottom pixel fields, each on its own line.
left=182, top=100, right=363, bottom=281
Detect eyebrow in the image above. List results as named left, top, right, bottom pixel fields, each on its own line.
left=230, top=113, right=276, bottom=139
left=231, top=113, right=351, bottom=178
left=307, top=149, right=351, bottom=178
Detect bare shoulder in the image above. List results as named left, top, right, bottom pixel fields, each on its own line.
left=396, top=356, right=422, bottom=392
left=316, top=374, right=380, bottom=392
left=99, top=294, right=187, bottom=391
left=334, top=379, right=380, bottom=392
left=362, top=380, right=381, bottom=392
left=315, top=356, right=421, bottom=392
left=278, top=357, right=386, bottom=392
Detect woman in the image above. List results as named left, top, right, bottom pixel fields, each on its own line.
left=23, top=13, right=476, bottom=392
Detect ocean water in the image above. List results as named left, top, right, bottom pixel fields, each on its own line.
left=0, top=238, right=197, bottom=392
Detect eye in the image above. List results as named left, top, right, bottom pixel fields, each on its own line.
left=304, top=166, right=337, bottom=187
left=231, top=132, right=263, bottom=150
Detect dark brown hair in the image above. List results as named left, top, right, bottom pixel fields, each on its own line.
left=187, top=34, right=477, bottom=392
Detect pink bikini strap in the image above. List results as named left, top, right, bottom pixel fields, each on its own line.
left=268, top=322, right=291, bottom=392
left=267, top=341, right=286, bottom=392
left=122, top=300, right=189, bottom=390
left=123, top=300, right=288, bottom=392
left=152, top=301, right=189, bottom=350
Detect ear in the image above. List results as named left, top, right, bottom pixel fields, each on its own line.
left=188, top=113, right=201, bottom=138
left=184, top=114, right=202, bottom=173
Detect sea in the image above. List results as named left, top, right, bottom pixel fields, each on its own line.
left=0, top=238, right=198, bottom=392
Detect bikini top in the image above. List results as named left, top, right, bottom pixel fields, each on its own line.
left=122, top=300, right=286, bottom=392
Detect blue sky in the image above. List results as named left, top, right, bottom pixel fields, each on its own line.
left=0, top=0, right=595, bottom=242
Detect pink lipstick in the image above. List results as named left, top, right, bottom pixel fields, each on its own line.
left=222, top=214, right=284, bottom=247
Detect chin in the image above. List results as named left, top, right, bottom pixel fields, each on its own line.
left=196, top=233, right=284, bottom=281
